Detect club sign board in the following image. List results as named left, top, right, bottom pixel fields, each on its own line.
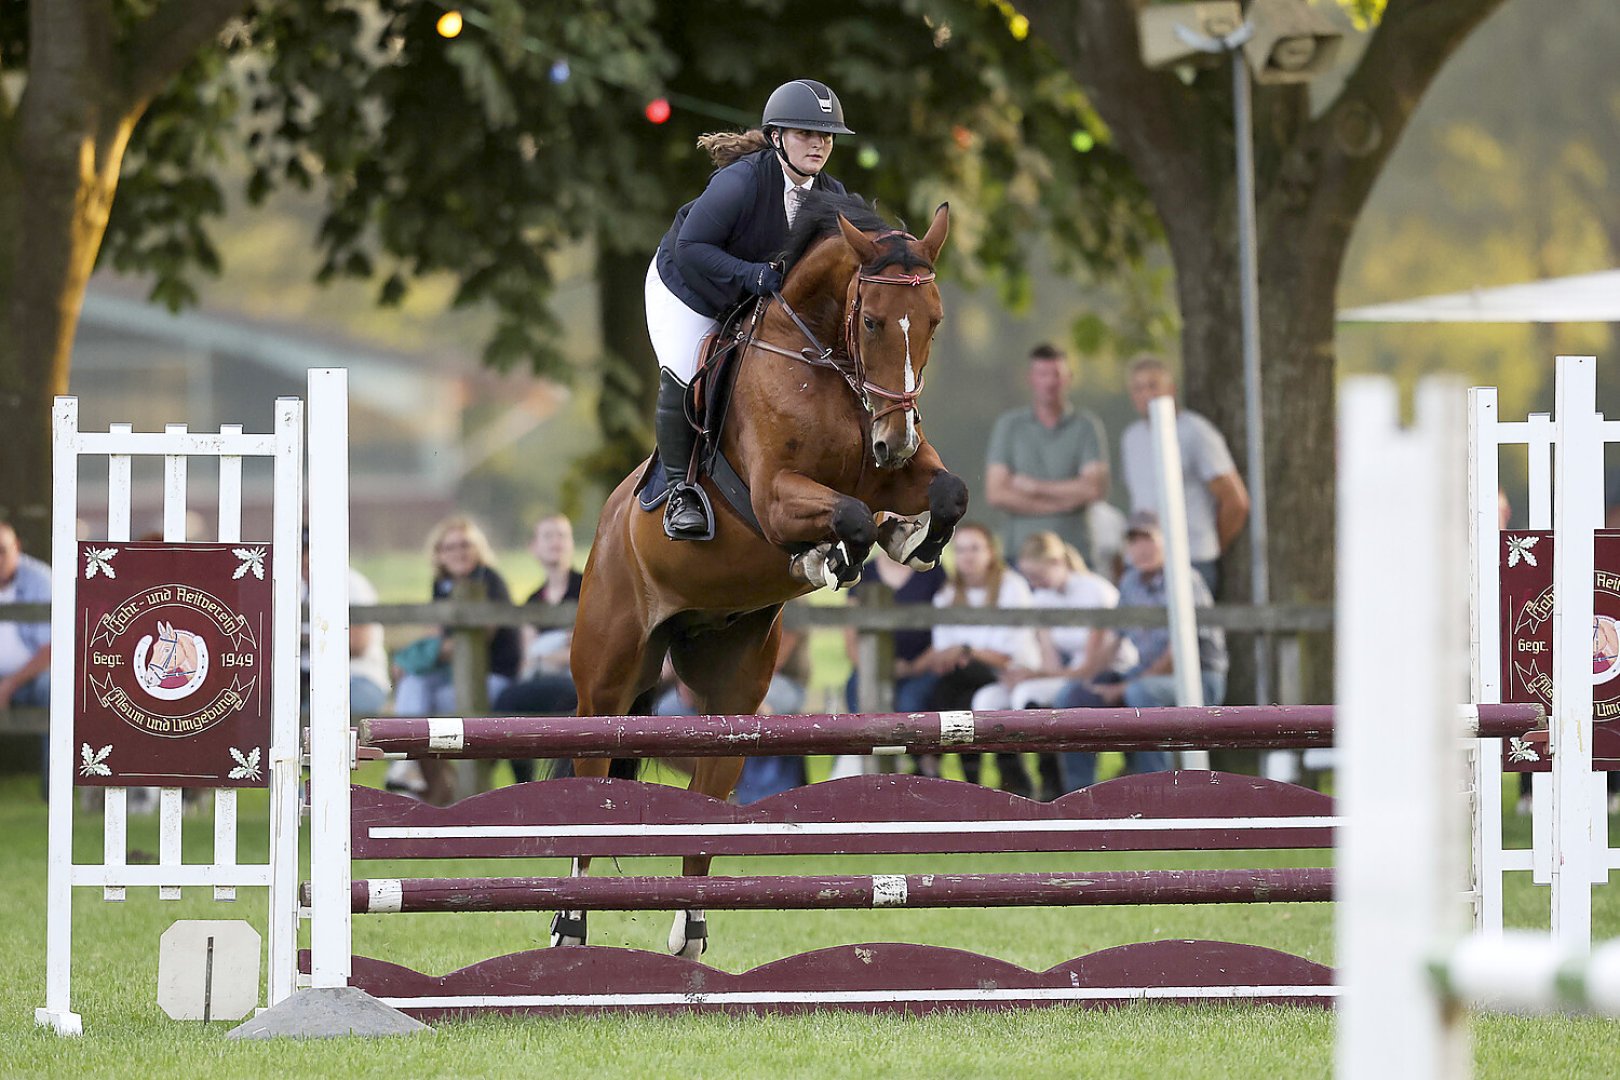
left=1499, top=530, right=1620, bottom=772
left=73, top=542, right=273, bottom=788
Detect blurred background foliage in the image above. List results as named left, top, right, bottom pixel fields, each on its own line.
left=64, top=0, right=1620, bottom=544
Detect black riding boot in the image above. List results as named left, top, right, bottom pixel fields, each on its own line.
left=656, top=369, right=712, bottom=541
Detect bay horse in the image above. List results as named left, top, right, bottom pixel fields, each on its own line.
left=558, top=193, right=968, bottom=958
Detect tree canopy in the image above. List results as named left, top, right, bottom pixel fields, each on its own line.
left=0, top=0, right=1162, bottom=544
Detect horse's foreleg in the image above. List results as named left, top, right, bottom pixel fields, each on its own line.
left=866, top=443, right=969, bottom=570
left=669, top=756, right=746, bottom=959
left=550, top=756, right=612, bottom=947
left=758, top=471, right=876, bottom=591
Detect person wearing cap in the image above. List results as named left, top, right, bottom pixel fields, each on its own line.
left=1054, top=509, right=1228, bottom=792
left=647, top=79, right=854, bottom=541
left=1119, top=353, right=1249, bottom=594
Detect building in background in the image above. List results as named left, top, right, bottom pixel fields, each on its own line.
left=70, top=281, right=576, bottom=548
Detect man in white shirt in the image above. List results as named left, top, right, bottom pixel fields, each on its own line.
left=1118, top=354, right=1249, bottom=594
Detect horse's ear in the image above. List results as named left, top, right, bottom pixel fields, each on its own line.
left=837, top=214, right=878, bottom=265
left=919, top=203, right=949, bottom=263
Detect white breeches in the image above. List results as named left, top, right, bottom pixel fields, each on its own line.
left=645, top=259, right=719, bottom=383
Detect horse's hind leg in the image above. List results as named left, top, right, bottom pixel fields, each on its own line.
left=550, top=575, right=667, bottom=948
left=663, top=607, right=781, bottom=958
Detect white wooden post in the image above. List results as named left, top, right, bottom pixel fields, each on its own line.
left=36, top=398, right=83, bottom=1036
left=1148, top=395, right=1209, bottom=770
left=1466, top=388, right=1506, bottom=936
left=1336, top=377, right=1470, bottom=1080
left=1550, top=356, right=1603, bottom=946
left=268, top=398, right=304, bottom=1003
left=1525, top=412, right=1554, bottom=888
left=306, top=368, right=353, bottom=988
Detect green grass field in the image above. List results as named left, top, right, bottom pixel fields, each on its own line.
left=2, top=770, right=1617, bottom=1079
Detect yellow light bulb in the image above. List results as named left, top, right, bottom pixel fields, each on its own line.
left=436, top=10, right=463, bottom=38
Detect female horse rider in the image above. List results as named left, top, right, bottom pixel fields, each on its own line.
left=646, top=78, right=854, bottom=540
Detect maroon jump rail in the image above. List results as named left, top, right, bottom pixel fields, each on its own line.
left=357, top=703, right=1543, bottom=760
left=327, top=868, right=1335, bottom=914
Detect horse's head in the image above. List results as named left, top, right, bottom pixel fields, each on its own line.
left=834, top=205, right=949, bottom=469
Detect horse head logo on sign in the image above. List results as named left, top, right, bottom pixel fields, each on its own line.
left=134, top=620, right=210, bottom=701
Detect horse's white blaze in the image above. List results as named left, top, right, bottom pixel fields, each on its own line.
left=898, top=314, right=917, bottom=448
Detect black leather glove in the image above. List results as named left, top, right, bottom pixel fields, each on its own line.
left=747, top=263, right=784, bottom=296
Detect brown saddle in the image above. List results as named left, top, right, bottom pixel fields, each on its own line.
left=683, top=295, right=767, bottom=487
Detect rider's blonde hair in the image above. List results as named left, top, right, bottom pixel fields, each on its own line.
left=697, top=128, right=771, bottom=167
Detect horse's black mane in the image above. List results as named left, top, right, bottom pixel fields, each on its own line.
left=780, top=189, right=932, bottom=276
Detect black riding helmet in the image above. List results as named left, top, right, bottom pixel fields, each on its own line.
left=761, top=79, right=855, bottom=136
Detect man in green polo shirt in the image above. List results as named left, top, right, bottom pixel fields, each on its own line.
left=984, top=343, right=1110, bottom=564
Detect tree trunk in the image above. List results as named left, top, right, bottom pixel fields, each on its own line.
left=0, top=0, right=248, bottom=553
left=0, top=37, right=135, bottom=554
left=1169, top=180, right=1342, bottom=702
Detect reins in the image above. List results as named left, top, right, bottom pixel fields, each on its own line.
left=752, top=230, right=936, bottom=422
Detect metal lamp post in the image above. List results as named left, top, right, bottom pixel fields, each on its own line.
left=1174, top=20, right=1272, bottom=703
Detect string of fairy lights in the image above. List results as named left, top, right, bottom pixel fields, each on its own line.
left=430, top=4, right=1093, bottom=170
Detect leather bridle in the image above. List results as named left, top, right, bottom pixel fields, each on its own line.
left=751, top=233, right=936, bottom=423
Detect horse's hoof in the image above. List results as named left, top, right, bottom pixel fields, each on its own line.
left=550, top=910, right=587, bottom=947
left=669, top=911, right=709, bottom=958
left=791, top=542, right=853, bottom=591
left=879, top=511, right=932, bottom=564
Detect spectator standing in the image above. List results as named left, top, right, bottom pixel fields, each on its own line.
left=1118, top=354, right=1249, bottom=594
left=0, top=520, right=51, bottom=794
left=985, top=343, right=1111, bottom=567
left=1055, top=511, right=1227, bottom=791
left=389, top=516, right=519, bottom=804
left=495, top=514, right=584, bottom=783
left=915, top=523, right=1039, bottom=795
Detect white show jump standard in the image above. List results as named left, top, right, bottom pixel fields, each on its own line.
left=1467, top=360, right=1616, bottom=942
left=36, top=371, right=345, bottom=1037
left=1339, top=358, right=1620, bottom=1080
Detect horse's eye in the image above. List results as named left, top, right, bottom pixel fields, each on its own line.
left=863, top=315, right=877, bottom=333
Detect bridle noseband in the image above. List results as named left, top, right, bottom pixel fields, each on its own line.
left=753, top=231, right=936, bottom=423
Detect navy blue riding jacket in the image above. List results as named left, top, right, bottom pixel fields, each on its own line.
left=655, top=148, right=848, bottom=318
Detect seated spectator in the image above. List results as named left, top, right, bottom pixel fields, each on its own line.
left=913, top=523, right=1039, bottom=794
left=387, top=515, right=519, bottom=804
left=0, top=520, right=51, bottom=796
left=299, top=529, right=390, bottom=718
left=843, top=551, right=949, bottom=713
left=1055, top=510, right=1227, bottom=792
left=969, top=531, right=1134, bottom=799
left=494, top=514, right=584, bottom=784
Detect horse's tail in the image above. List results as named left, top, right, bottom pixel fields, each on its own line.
left=608, top=686, right=659, bottom=781
left=546, top=686, right=655, bottom=781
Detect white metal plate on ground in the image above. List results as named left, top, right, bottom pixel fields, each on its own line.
left=157, top=920, right=261, bottom=1022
